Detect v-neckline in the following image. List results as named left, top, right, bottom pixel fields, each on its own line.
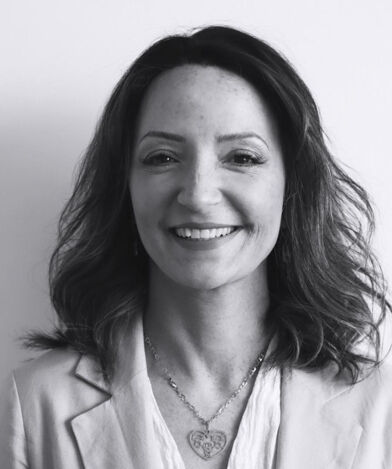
left=146, top=363, right=270, bottom=468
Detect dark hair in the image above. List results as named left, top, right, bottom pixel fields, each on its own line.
left=25, top=25, right=390, bottom=382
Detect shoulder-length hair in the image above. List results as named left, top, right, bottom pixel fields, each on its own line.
left=25, top=26, right=390, bottom=383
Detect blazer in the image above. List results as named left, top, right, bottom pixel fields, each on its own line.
left=1, top=313, right=392, bottom=469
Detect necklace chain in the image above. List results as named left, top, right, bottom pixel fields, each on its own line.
left=144, top=335, right=265, bottom=431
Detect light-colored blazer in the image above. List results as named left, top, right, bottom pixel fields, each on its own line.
left=1, top=313, right=392, bottom=469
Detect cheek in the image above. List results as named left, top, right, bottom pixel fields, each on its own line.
left=130, top=177, right=156, bottom=240
left=129, top=175, right=175, bottom=254
left=241, top=176, right=285, bottom=231
left=130, top=175, right=164, bottom=223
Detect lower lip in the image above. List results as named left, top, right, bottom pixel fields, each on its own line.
left=169, top=228, right=242, bottom=251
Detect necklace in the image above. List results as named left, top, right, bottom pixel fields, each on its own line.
left=144, top=335, right=266, bottom=460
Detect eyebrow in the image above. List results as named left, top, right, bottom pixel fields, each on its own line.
left=216, top=132, right=269, bottom=149
left=138, top=130, right=269, bottom=149
left=138, top=131, right=186, bottom=144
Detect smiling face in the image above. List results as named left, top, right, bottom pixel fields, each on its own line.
left=130, top=65, right=285, bottom=290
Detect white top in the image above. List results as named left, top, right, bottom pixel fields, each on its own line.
left=149, top=365, right=281, bottom=469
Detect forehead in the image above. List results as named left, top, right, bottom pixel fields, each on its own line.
left=147, top=64, right=250, bottom=97
left=135, top=65, right=277, bottom=139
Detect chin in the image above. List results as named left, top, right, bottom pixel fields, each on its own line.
left=163, top=266, right=232, bottom=291
left=177, top=275, right=227, bottom=291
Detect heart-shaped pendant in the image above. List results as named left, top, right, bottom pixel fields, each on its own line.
left=188, top=429, right=227, bottom=460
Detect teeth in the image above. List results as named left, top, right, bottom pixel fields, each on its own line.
left=174, top=227, right=237, bottom=240
left=192, top=229, right=200, bottom=239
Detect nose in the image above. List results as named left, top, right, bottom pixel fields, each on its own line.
left=177, top=159, right=223, bottom=210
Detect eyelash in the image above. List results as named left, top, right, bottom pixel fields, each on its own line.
left=142, top=152, right=178, bottom=166
left=228, top=151, right=265, bottom=166
left=142, top=151, right=265, bottom=167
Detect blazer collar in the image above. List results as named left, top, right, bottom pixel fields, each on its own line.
left=74, top=310, right=148, bottom=393
left=74, top=352, right=110, bottom=393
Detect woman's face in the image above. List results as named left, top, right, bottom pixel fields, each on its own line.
left=130, top=65, right=285, bottom=290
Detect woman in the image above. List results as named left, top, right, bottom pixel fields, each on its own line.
left=1, top=26, right=391, bottom=468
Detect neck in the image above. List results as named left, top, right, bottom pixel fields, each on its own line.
left=144, top=263, right=271, bottom=390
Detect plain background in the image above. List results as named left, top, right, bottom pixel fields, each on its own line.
left=1, top=0, right=391, bottom=396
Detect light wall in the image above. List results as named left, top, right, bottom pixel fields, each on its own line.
left=1, top=0, right=391, bottom=389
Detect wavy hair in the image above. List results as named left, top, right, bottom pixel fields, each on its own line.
left=25, top=26, right=390, bottom=382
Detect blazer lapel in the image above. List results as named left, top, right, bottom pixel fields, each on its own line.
left=70, top=313, right=164, bottom=469
left=70, top=355, right=133, bottom=469
left=112, top=373, right=167, bottom=469
left=275, top=366, right=363, bottom=469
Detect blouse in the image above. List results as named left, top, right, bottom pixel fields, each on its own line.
left=149, top=363, right=281, bottom=468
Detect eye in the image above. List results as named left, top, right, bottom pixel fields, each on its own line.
left=143, top=151, right=178, bottom=166
left=229, top=151, right=265, bottom=166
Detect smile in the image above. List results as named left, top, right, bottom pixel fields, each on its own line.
left=173, top=226, right=238, bottom=240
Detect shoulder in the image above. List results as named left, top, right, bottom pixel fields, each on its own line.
left=339, top=357, right=392, bottom=402
left=325, top=359, right=392, bottom=426
left=13, top=347, right=81, bottom=394
left=8, top=348, right=111, bottom=430
left=351, top=358, right=392, bottom=404
left=287, top=357, right=392, bottom=417
left=11, top=348, right=106, bottom=414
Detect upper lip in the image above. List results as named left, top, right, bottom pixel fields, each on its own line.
left=170, top=223, right=241, bottom=230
